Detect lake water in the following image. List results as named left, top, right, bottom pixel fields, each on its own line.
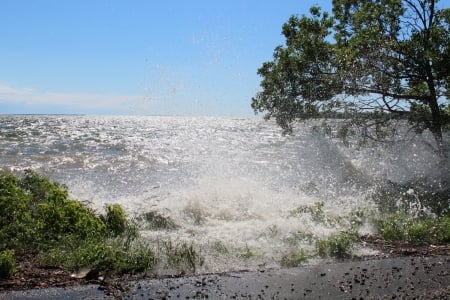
left=0, top=115, right=444, bottom=272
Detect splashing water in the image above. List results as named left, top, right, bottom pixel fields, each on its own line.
left=0, top=115, right=446, bottom=272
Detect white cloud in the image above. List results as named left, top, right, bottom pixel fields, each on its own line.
left=0, top=83, right=146, bottom=114
left=0, top=83, right=34, bottom=97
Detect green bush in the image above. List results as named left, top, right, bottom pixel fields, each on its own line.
left=376, top=212, right=408, bottom=241
left=103, top=204, right=128, bottom=237
left=0, top=173, right=34, bottom=251
left=407, top=218, right=435, bottom=243
left=0, top=170, right=157, bottom=275
left=375, top=213, right=450, bottom=244
left=0, top=249, right=16, bottom=279
left=316, top=232, right=356, bottom=258
left=438, top=216, right=450, bottom=242
left=35, top=198, right=106, bottom=245
left=15, top=170, right=106, bottom=250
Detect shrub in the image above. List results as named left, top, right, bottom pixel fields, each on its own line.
left=376, top=212, right=408, bottom=241
left=19, top=169, right=69, bottom=209
left=406, top=218, right=435, bottom=243
left=316, top=232, right=356, bottom=258
left=35, top=198, right=106, bottom=246
left=0, top=173, right=34, bottom=251
left=438, top=216, right=450, bottom=243
left=0, top=170, right=158, bottom=275
left=160, top=240, right=204, bottom=273
left=103, top=204, right=128, bottom=237
left=375, top=213, right=450, bottom=244
left=0, top=250, right=16, bottom=279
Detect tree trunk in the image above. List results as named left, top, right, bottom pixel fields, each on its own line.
left=427, top=86, right=447, bottom=157
left=425, top=51, right=448, bottom=157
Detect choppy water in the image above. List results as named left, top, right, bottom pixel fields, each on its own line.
left=0, top=115, right=445, bottom=272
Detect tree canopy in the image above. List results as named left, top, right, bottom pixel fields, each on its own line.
left=252, top=0, right=450, bottom=156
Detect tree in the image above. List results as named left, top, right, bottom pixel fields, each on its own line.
left=252, top=0, right=450, bottom=156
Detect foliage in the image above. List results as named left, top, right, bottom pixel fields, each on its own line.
left=0, top=170, right=106, bottom=252
left=0, top=173, right=34, bottom=251
left=439, top=216, right=450, bottom=242
left=315, top=232, right=356, bottom=258
left=103, top=203, right=128, bottom=237
left=35, top=197, right=106, bottom=248
left=0, top=250, right=16, bottom=279
left=0, top=170, right=156, bottom=275
left=39, top=236, right=155, bottom=274
left=375, top=212, right=450, bottom=244
left=252, top=0, right=450, bottom=156
left=280, top=249, right=310, bottom=267
left=159, top=240, right=204, bottom=273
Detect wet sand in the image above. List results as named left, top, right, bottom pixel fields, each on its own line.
left=1, top=255, right=449, bottom=299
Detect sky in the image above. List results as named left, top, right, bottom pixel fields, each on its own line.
left=0, top=1, right=334, bottom=116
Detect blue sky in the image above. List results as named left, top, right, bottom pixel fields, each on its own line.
left=0, top=1, right=334, bottom=116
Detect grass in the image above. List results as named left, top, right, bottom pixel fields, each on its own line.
left=315, top=232, right=356, bottom=258
left=158, top=240, right=204, bottom=273
left=0, top=170, right=203, bottom=279
left=375, top=212, right=450, bottom=244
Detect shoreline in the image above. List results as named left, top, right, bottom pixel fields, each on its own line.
left=2, top=254, right=450, bottom=299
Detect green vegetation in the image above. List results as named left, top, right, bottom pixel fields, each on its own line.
left=375, top=212, right=450, bottom=244
left=252, top=0, right=450, bottom=156
left=251, top=0, right=450, bottom=267
left=315, top=232, right=356, bottom=258
left=0, top=250, right=16, bottom=279
left=289, top=201, right=369, bottom=233
left=2, top=169, right=449, bottom=280
left=158, top=240, right=204, bottom=273
left=0, top=170, right=203, bottom=278
left=103, top=203, right=129, bottom=237
left=282, top=196, right=450, bottom=266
